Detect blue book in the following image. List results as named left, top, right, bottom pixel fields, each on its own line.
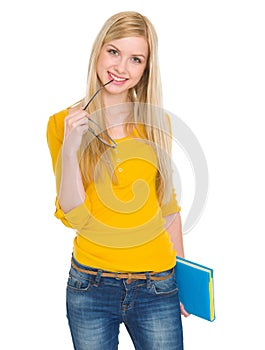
left=175, top=257, right=215, bottom=321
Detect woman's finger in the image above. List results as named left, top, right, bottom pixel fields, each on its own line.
left=65, top=108, right=89, bottom=124
left=180, top=303, right=190, bottom=318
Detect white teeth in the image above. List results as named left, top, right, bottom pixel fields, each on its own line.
left=110, top=73, right=127, bottom=82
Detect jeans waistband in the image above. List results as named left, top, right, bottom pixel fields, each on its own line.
left=71, top=258, right=174, bottom=282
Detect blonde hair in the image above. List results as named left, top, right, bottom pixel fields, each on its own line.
left=78, top=11, right=173, bottom=204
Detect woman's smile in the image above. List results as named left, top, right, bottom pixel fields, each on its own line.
left=108, top=71, right=129, bottom=84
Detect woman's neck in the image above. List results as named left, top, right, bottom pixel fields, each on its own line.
left=102, top=89, right=129, bottom=108
left=103, top=91, right=132, bottom=123
left=102, top=92, right=134, bottom=139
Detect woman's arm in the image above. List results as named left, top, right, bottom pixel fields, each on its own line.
left=164, top=212, right=190, bottom=317
left=164, top=212, right=185, bottom=258
left=58, top=108, right=88, bottom=213
left=58, top=152, right=86, bottom=213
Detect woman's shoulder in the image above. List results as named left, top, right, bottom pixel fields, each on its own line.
left=49, top=108, right=69, bottom=122
left=47, top=108, right=69, bottom=139
left=47, top=100, right=83, bottom=134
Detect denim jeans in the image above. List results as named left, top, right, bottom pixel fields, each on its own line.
left=66, top=257, right=183, bottom=350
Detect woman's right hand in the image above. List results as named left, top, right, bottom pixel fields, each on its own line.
left=62, top=107, right=89, bottom=156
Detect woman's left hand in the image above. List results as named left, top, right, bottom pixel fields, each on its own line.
left=180, top=303, right=190, bottom=317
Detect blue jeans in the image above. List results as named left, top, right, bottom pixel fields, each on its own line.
left=66, top=257, right=183, bottom=350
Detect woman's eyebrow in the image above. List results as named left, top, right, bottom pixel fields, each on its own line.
left=106, top=43, right=146, bottom=59
left=106, top=44, right=120, bottom=52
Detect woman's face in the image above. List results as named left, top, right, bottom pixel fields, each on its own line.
left=97, top=36, right=148, bottom=101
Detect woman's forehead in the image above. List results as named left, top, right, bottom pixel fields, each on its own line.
left=104, top=37, right=149, bottom=55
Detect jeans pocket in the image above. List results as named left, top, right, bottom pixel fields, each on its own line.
left=151, top=271, right=178, bottom=296
left=67, top=267, right=92, bottom=291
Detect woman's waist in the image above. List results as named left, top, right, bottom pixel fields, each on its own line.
left=73, top=231, right=176, bottom=273
left=75, top=211, right=167, bottom=248
left=71, top=255, right=175, bottom=280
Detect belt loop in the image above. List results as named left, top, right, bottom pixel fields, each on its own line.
left=94, top=270, right=102, bottom=286
left=145, top=272, right=151, bottom=288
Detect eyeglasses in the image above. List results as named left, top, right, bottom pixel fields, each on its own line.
left=83, top=80, right=117, bottom=148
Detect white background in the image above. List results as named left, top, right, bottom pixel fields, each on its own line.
left=1, top=0, right=264, bottom=349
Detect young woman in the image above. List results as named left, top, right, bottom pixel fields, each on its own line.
left=47, top=11, right=188, bottom=350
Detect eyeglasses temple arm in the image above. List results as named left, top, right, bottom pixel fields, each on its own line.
left=83, top=79, right=114, bottom=111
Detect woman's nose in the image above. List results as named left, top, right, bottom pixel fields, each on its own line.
left=114, top=57, right=127, bottom=74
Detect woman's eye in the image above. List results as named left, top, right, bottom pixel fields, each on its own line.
left=108, top=49, right=118, bottom=56
left=131, top=57, right=141, bottom=64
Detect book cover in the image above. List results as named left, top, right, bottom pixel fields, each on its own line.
left=175, top=256, right=215, bottom=321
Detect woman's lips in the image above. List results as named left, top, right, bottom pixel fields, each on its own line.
left=108, top=72, right=128, bottom=84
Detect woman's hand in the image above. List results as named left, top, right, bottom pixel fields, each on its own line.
left=62, top=108, right=89, bottom=156
left=180, top=303, right=190, bottom=317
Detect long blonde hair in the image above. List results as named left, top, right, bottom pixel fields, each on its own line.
left=78, top=11, right=173, bottom=204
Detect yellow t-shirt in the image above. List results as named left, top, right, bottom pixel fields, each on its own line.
left=47, top=109, right=181, bottom=272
